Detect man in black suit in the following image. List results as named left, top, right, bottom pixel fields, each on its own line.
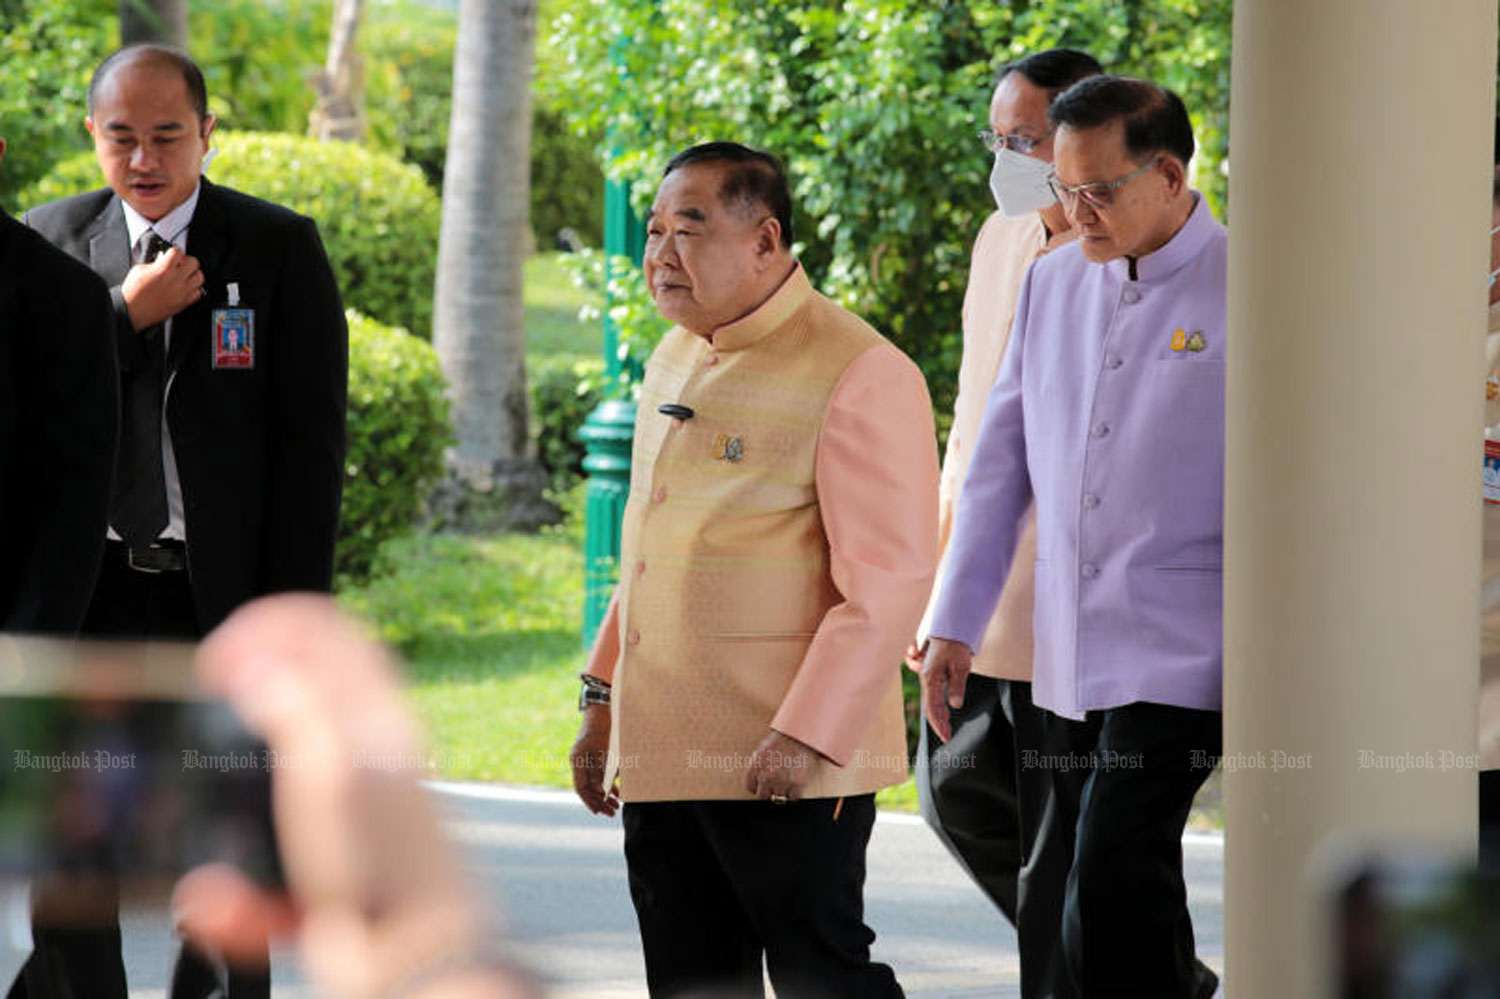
left=18, top=44, right=348, bottom=999
left=0, top=138, right=117, bottom=633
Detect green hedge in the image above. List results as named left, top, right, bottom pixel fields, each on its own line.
left=19, top=131, right=441, bottom=339
left=529, top=354, right=606, bottom=494
left=341, top=309, right=451, bottom=580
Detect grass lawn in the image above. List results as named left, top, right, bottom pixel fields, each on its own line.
left=338, top=521, right=589, bottom=791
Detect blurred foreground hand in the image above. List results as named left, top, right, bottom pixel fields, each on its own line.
left=172, top=594, right=535, bottom=998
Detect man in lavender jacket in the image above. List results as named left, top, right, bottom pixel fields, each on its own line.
left=923, top=76, right=1224, bottom=999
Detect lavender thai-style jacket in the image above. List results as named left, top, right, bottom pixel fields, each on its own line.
left=929, top=195, right=1227, bottom=720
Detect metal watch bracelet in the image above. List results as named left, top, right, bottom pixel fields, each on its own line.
left=578, top=673, right=611, bottom=711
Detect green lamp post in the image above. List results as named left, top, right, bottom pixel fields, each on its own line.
left=579, top=171, right=646, bottom=647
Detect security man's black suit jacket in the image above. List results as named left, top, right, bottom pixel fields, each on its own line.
left=25, top=179, right=349, bottom=633
left=0, top=211, right=117, bottom=634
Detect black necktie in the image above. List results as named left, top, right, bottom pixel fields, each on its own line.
left=110, top=232, right=173, bottom=548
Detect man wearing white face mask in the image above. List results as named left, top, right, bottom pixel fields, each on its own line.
left=906, top=47, right=1099, bottom=997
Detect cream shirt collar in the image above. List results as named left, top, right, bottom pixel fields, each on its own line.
left=121, top=181, right=201, bottom=254
left=709, top=262, right=812, bottom=352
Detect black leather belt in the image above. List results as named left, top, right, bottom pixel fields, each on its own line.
left=108, top=539, right=187, bottom=574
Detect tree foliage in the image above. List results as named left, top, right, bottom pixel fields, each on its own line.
left=548, top=0, right=1231, bottom=422
left=0, top=0, right=115, bottom=212
left=195, top=0, right=603, bottom=247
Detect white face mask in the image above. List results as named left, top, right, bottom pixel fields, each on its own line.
left=989, top=147, right=1057, bottom=218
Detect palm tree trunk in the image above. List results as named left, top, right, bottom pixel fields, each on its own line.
left=120, top=0, right=186, bottom=48
left=308, top=0, right=366, bottom=142
left=430, top=0, right=554, bottom=531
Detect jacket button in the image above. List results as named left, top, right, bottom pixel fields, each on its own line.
left=635, top=561, right=646, bottom=578
left=707, top=353, right=719, bottom=366
left=654, top=486, right=667, bottom=503
left=1122, top=287, right=1141, bottom=304
left=1105, top=353, right=1123, bottom=370
left=627, top=629, right=641, bottom=645
left=1081, top=563, right=1099, bottom=580
left=1082, top=494, right=1100, bottom=509
left=1091, top=423, right=1110, bottom=439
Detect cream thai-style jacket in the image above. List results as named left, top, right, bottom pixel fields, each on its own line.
left=586, top=265, right=939, bottom=801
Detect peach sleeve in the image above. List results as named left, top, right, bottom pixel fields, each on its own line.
left=770, top=344, right=940, bottom=765
left=583, top=590, right=621, bottom=684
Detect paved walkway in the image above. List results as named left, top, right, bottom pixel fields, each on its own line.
left=0, top=783, right=1226, bottom=997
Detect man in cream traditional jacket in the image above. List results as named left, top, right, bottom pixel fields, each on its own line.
left=570, top=142, right=938, bottom=999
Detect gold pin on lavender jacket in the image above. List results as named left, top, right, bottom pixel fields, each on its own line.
left=712, top=434, right=743, bottom=462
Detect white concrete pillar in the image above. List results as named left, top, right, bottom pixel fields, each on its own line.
left=1225, top=2, right=1496, bottom=994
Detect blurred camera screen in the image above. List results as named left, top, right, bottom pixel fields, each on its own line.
left=1339, top=856, right=1500, bottom=999
left=0, top=636, right=279, bottom=899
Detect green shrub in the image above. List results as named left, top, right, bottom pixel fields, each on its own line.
left=19, top=131, right=441, bottom=338
left=341, top=309, right=451, bottom=581
left=529, top=354, right=606, bottom=493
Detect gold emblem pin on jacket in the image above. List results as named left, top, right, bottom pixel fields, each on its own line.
left=712, top=434, right=743, bottom=462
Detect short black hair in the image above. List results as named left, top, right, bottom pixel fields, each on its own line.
left=1048, top=75, right=1195, bottom=166
left=662, top=141, right=794, bottom=248
left=89, top=44, right=209, bottom=122
left=996, top=48, right=1103, bottom=98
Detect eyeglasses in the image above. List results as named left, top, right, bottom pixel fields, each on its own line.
left=977, top=129, right=1052, bottom=156
left=1048, top=157, right=1160, bottom=210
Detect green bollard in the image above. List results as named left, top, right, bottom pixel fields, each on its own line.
left=578, top=398, right=636, bottom=648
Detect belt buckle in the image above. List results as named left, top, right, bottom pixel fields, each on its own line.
left=126, top=542, right=184, bottom=574
left=126, top=546, right=165, bottom=574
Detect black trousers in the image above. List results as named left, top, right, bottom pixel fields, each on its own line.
left=1035, top=701, right=1221, bottom=999
left=916, top=674, right=1021, bottom=923
left=916, top=676, right=1069, bottom=998
left=11, top=552, right=269, bottom=999
left=622, top=795, right=902, bottom=999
